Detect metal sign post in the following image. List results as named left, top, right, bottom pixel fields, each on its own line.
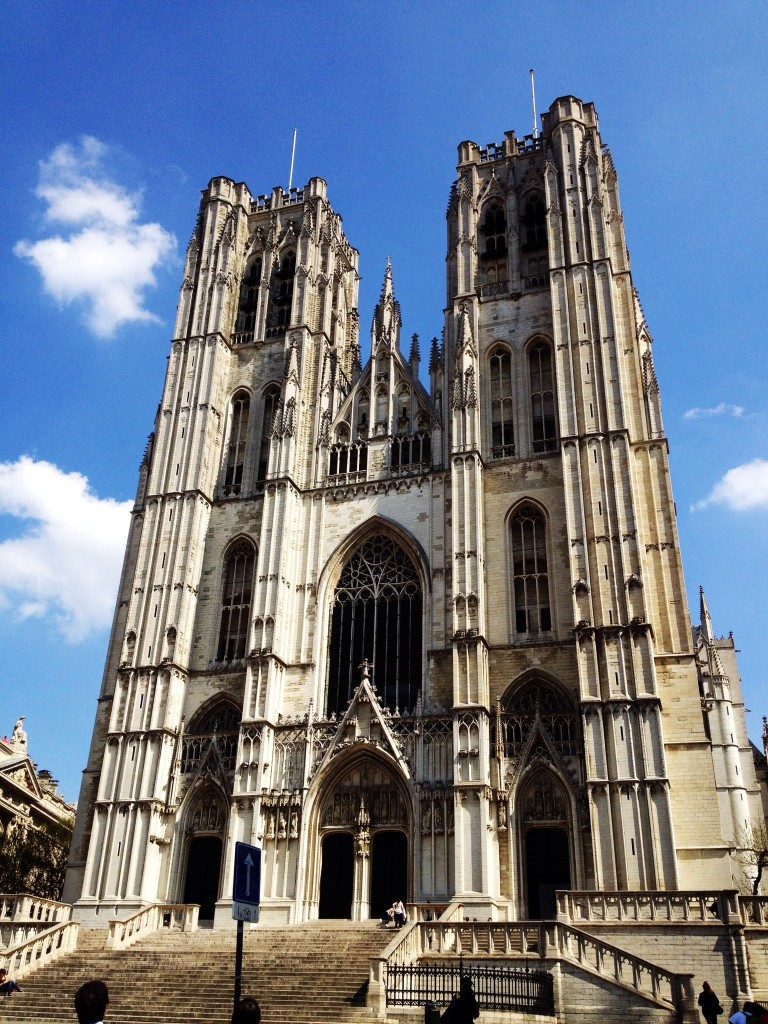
left=232, top=842, right=261, bottom=1013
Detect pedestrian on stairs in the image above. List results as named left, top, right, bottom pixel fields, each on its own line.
left=232, top=996, right=261, bottom=1023
left=0, top=968, right=21, bottom=996
left=74, top=979, right=109, bottom=1024
left=393, top=899, right=407, bottom=928
left=698, top=981, right=722, bottom=1024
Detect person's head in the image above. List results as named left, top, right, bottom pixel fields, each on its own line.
left=703, top=982, right=712, bottom=992
left=232, top=996, right=261, bottom=1024
left=0, top=969, right=7, bottom=981
left=74, top=980, right=109, bottom=1024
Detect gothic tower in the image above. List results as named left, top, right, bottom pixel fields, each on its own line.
left=65, top=98, right=762, bottom=927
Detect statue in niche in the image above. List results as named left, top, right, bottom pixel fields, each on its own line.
left=498, top=801, right=507, bottom=831
left=421, top=802, right=432, bottom=834
left=289, top=810, right=299, bottom=839
left=434, top=801, right=444, bottom=833
left=446, top=801, right=454, bottom=833
left=278, top=809, right=287, bottom=838
left=265, top=809, right=275, bottom=838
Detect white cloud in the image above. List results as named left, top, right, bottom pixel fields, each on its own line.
left=683, top=402, right=744, bottom=420
left=692, top=458, right=768, bottom=512
left=14, top=137, right=176, bottom=337
left=0, top=457, right=132, bottom=641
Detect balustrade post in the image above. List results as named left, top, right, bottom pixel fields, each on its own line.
left=366, top=956, right=388, bottom=1017
left=678, top=974, right=698, bottom=1024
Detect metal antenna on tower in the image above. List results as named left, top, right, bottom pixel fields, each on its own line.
left=288, top=128, right=297, bottom=191
left=530, top=68, right=538, bottom=138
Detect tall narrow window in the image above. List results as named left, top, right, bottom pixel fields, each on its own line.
left=529, top=341, right=557, bottom=453
left=479, top=202, right=507, bottom=294
left=235, top=257, right=262, bottom=337
left=223, top=391, right=250, bottom=496
left=257, top=385, right=281, bottom=482
left=490, top=347, right=514, bottom=458
left=216, top=541, right=255, bottom=662
left=266, top=251, right=295, bottom=337
left=522, top=197, right=547, bottom=250
left=510, top=503, right=551, bottom=634
left=327, top=535, right=422, bottom=716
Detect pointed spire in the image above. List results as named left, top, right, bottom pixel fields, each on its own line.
left=409, top=333, right=420, bottom=377
left=699, top=586, right=714, bottom=643
left=371, top=261, right=402, bottom=352
left=429, top=336, right=440, bottom=372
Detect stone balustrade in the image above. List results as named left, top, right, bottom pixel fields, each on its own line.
left=106, top=903, right=199, bottom=950
left=368, top=918, right=697, bottom=1021
left=556, top=889, right=737, bottom=924
left=0, top=894, right=72, bottom=950
left=0, top=920, right=80, bottom=979
left=739, top=895, right=768, bottom=926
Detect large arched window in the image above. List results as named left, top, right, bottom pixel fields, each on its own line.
left=257, top=385, right=281, bottom=482
left=222, top=390, right=250, bottom=497
left=327, top=534, right=422, bottom=716
left=216, top=541, right=255, bottom=661
left=490, top=347, right=514, bottom=458
left=510, top=503, right=551, bottom=634
left=522, top=196, right=547, bottom=250
left=529, top=341, right=557, bottom=453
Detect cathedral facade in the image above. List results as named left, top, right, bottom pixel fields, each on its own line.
left=64, top=95, right=762, bottom=928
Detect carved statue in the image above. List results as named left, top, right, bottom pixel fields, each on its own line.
left=10, top=716, right=27, bottom=751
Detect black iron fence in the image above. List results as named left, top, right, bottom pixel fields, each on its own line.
left=386, top=962, right=555, bottom=1015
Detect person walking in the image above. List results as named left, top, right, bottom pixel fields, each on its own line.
left=698, top=981, right=722, bottom=1024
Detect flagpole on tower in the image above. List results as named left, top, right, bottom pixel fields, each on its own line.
left=530, top=69, right=538, bottom=139
left=288, top=128, right=297, bottom=191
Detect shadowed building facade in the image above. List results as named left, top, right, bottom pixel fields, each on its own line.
left=64, top=95, right=762, bottom=928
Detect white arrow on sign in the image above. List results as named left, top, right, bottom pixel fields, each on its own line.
left=244, top=852, right=254, bottom=897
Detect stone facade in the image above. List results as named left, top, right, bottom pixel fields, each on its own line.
left=64, top=95, right=763, bottom=933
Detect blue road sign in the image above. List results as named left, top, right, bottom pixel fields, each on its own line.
left=232, top=841, right=261, bottom=922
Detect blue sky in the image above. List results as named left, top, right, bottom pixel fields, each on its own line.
left=1, top=1, right=766, bottom=803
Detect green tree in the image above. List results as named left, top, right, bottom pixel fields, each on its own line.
left=0, top=817, right=73, bottom=901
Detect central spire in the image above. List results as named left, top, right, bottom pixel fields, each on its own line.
left=371, top=260, right=401, bottom=352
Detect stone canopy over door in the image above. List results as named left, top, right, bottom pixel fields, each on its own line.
left=315, top=756, right=410, bottom=921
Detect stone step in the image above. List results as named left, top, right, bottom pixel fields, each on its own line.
left=0, top=921, right=392, bottom=1024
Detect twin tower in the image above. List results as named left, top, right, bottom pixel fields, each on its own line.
left=64, top=96, right=761, bottom=927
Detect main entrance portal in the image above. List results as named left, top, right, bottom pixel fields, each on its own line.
left=183, top=835, right=223, bottom=920
left=525, top=826, right=570, bottom=918
left=318, top=830, right=408, bottom=920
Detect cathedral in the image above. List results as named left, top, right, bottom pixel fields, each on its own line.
left=63, top=94, right=763, bottom=930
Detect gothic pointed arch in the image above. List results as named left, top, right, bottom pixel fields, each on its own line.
left=322, top=520, right=427, bottom=718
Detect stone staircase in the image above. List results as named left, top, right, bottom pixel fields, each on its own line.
left=0, top=920, right=393, bottom=1024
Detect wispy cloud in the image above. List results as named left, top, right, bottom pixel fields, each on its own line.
left=14, top=137, right=176, bottom=337
left=692, top=458, right=768, bottom=512
left=0, top=457, right=131, bottom=641
left=683, top=402, right=744, bottom=420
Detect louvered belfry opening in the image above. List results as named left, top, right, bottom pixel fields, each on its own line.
left=327, top=534, right=422, bottom=716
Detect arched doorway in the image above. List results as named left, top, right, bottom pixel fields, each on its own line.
left=318, top=833, right=354, bottom=918
left=183, top=835, right=223, bottom=920
left=370, top=831, right=407, bottom=920
left=314, top=754, right=411, bottom=921
left=525, top=826, right=570, bottom=918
